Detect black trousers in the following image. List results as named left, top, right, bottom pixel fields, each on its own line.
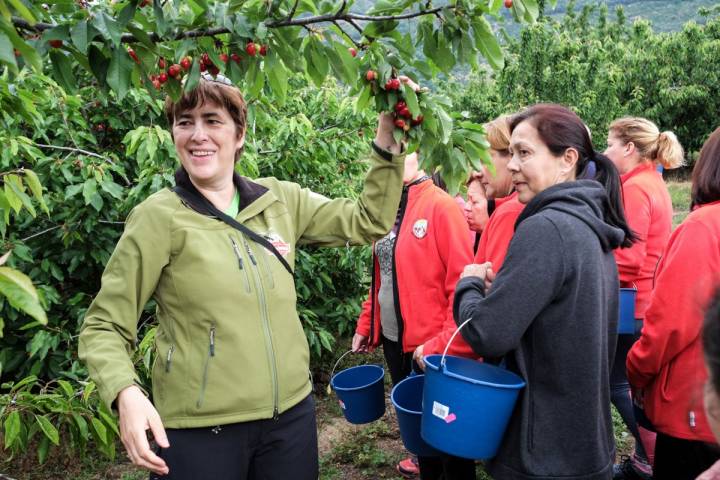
left=150, top=395, right=318, bottom=480
left=382, top=336, right=476, bottom=480
left=653, top=431, right=720, bottom=480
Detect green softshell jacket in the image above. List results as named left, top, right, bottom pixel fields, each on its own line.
left=79, top=148, right=404, bottom=428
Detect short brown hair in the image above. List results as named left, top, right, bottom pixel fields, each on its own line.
left=691, top=126, right=720, bottom=209
left=484, top=115, right=511, bottom=154
left=165, top=79, right=248, bottom=156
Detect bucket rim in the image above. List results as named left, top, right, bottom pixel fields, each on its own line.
left=391, top=374, right=424, bottom=415
left=423, top=354, right=526, bottom=389
left=330, top=364, right=385, bottom=392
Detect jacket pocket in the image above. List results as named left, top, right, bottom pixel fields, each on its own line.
left=165, top=344, right=175, bottom=373
left=196, top=324, right=216, bottom=409
left=229, top=235, right=251, bottom=293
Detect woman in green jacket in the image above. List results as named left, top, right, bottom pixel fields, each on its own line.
left=79, top=74, right=412, bottom=479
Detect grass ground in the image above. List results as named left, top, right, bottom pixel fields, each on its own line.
left=1, top=181, right=691, bottom=479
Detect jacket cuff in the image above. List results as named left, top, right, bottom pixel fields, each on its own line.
left=101, top=377, right=148, bottom=412
left=372, top=141, right=405, bottom=162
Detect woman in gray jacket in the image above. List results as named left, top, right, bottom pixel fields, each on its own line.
left=454, top=104, right=635, bottom=479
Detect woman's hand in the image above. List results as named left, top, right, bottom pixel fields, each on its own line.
left=697, top=459, right=720, bottom=479
left=117, top=385, right=170, bottom=476
left=374, top=76, right=422, bottom=154
left=461, top=262, right=492, bottom=280
left=352, top=333, right=369, bottom=353
left=413, top=344, right=426, bottom=371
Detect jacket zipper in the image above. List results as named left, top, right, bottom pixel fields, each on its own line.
left=230, top=236, right=252, bottom=293
left=242, top=235, right=280, bottom=420
left=197, top=324, right=216, bottom=408
left=165, top=345, right=175, bottom=373
left=391, top=187, right=410, bottom=348
left=258, top=238, right=276, bottom=289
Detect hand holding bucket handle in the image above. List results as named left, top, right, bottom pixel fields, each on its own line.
left=438, top=317, right=475, bottom=370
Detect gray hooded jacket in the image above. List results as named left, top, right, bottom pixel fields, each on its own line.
left=454, top=180, right=625, bottom=479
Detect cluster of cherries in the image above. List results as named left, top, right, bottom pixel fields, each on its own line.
left=146, top=56, right=192, bottom=89
left=364, top=70, right=424, bottom=132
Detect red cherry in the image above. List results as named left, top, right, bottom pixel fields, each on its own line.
left=504, top=0, right=513, bottom=7
left=209, top=65, right=220, bottom=76
left=152, top=79, right=161, bottom=89
left=168, top=64, right=181, bottom=78
left=394, top=119, right=406, bottom=129
left=246, top=42, right=257, bottom=57
left=400, top=108, right=412, bottom=119
left=231, top=53, right=241, bottom=63
left=158, top=58, right=166, bottom=69
left=96, top=123, right=105, bottom=132
left=348, top=47, right=357, bottom=57
left=411, top=115, right=424, bottom=126
left=394, top=101, right=407, bottom=113
left=180, top=57, right=191, bottom=70
left=128, top=49, right=140, bottom=64
left=14, top=49, right=20, bottom=57
left=49, top=39, right=63, bottom=48
left=200, top=53, right=210, bottom=65
left=260, top=45, right=268, bottom=56
left=200, top=63, right=207, bottom=72
left=366, top=70, right=376, bottom=81
left=220, top=53, right=229, bottom=63
left=139, top=0, right=151, bottom=6
left=385, top=79, right=395, bottom=90
left=158, top=73, right=168, bottom=83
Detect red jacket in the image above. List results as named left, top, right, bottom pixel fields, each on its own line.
left=614, top=162, right=673, bottom=319
left=474, top=191, right=525, bottom=269
left=355, top=179, right=475, bottom=356
left=627, top=200, right=720, bottom=442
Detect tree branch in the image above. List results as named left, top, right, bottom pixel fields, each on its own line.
left=332, top=20, right=360, bottom=49
left=20, top=225, right=62, bottom=242
left=12, top=6, right=449, bottom=42
left=32, top=143, right=132, bottom=186
left=285, top=0, right=300, bottom=21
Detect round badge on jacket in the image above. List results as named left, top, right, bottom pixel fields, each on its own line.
left=412, top=219, right=428, bottom=239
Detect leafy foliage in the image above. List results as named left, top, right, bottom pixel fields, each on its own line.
left=447, top=2, right=720, bottom=161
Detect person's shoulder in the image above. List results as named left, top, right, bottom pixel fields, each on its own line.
left=515, top=212, right=563, bottom=242
left=132, top=188, right=179, bottom=216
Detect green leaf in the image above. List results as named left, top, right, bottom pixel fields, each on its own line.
left=244, top=60, right=264, bottom=99
left=99, top=180, right=123, bottom=200
left=71, top=413, right=88, bottom=440
left=472, top=17, right=504, bottom=71
left=126, top=24, right=155, bottom=51
left=82, top=382, right=96, bottom=404
left=49, top=51, right=77, bottom=92
left=0, top=32, right=17, bottom=74
left=153, top=0, right=168, bottom=37
left=265, top=53, right=287, bottom=105
left=0, top=17, right=41, bottom=72
left=90, top=417, right=107, bottom=445
left=183, top=58, right=201, bottom=93
left=0, top=267, right=47, bottom=324
left=6, top=175, right=35, bottom=217
left=37, top=435, right=50, bottom=464
left=3, top=410, right=20, bottom=449
left=35, top=415, right=59, bottom=446
left=92, top=13, right=122, bottom=47
left=88, top=45, right=110, bottom=87
left=82, top=179, right=97, bottom=206
left=7, top=0, right=36, bottom=24
left=57, top=379, right=75, bottom=398
left=22, top=170, right=48, bottom=215
left=402, top=84, right=420, bottom=118
left=98, top=410, right=119, bottom=438
left=70, top=21, right=94, bottom=54
left=354, top=84, right=372, bottom=114
left=107, top=46, right=133, bottom=100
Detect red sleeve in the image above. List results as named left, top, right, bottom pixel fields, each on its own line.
left=422, top=197, right=475, bottom=357
left=614, top=182, right=651, bottom=284
left=356, top=253, right=376, bottom=339
left=475, top=207, right=519, bottom=270
left=627, top=219, right=719, bottom=388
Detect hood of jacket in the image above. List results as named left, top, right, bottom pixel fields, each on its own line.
left=515, top=180, right=626, bottom=252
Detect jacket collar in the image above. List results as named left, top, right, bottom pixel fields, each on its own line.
left=174, top=167, right=272, bottom=219
left=620, top=161, right=656, bottom=184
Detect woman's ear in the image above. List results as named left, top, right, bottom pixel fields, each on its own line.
left=625, top=141, right=636, bottom=157
left=561, top=147, right=579, bottom=178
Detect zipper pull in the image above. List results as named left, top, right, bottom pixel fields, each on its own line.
left=230, top=237, right=244, bottom=269
left=166, top=345, right=174, bottom=373
left=244, top=239, right=257, bottom=265
left=209, top=326, right=216, bottom=357
left=273, top=407, right=279, bottom=420
left=689, top=410, right=697, bottom=428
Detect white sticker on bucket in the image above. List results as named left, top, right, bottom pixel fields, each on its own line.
left=432, top=401, right=450, bottom=420
left=339, top=400, right=346, bottom=410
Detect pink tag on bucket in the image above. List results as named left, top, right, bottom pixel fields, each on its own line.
left=444, top=413, right=457, bottom=424
left=338, top=400, right=346, bottom=410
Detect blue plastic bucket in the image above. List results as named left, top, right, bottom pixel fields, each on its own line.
left=391, top=374, right=442, bottom=457
left=619, top=287, right=637, bottom=334
left=421, top=354, right=525, bottom=459
left=331, top=364, right=385, bottom=424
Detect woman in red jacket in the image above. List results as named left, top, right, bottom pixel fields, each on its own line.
left=627, top=126, right=720, bottom=480
left=699, top=289, right=720, bottom=479
left=471, top=115, right=525, bottom=272
left=353, top=151, right=475, bottom=479
left=604, top=117, right=684, bottom=479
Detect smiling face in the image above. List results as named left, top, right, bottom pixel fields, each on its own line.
left=507, top=120, right=578, bottom=204
left=172, top=101, right=245, bottom=188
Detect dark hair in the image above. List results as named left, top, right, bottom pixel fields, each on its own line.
left=703, top=288, right=720, bottom=395
left=691, top=127, right=720, bottom=209
left=431, top=171, right=448, bottom=192
left=509, top=104, right=636, bottom=247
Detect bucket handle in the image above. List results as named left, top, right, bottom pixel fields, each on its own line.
left=326, top=349, right=353, bottom=394
left=440, top=317, right=474, bottom=369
